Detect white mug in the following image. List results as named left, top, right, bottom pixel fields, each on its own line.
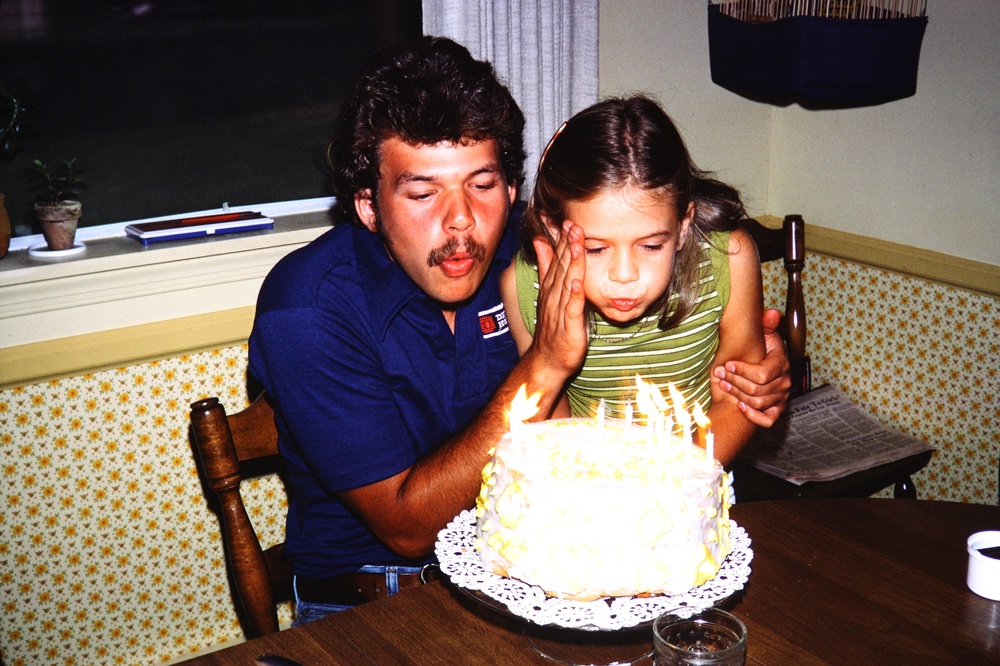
left=967, top=530, right=1000, bottom=601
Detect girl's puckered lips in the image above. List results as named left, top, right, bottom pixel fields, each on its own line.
left=609, top=298, right=639, bottom=312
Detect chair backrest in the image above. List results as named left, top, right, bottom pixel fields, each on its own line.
left=732, top=217, right=931, bottom=500
left=189, top=393, right=291, bottom=637
left=738, top=214, right=811, bottom=397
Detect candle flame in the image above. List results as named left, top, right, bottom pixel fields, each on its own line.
left=667, top=383, right=691, bottom=433
left=632, top=377, right=707, bottom=440
left=692, top=402, right=709, bottom=428
left=634, top=375, right=669, bottom=425
left=692, top=401, right=711, bottom=451
left=507, top=384, right=542, bottom=426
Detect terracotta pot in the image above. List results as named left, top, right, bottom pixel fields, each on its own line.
left=35, top=200, right=82, bottom=251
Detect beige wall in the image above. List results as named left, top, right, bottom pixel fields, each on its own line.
left=599, top=0, right=773, bottom=215
left=599, top=1, right=1000, bottom=268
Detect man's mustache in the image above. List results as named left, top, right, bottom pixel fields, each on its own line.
left=427, top=237, right=487, bottom=267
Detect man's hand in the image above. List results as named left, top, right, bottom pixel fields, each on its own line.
left=712, top=308, right=791, bottom=427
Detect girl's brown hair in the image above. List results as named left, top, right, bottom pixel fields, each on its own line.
left=525, top=95, right=747, bottom=329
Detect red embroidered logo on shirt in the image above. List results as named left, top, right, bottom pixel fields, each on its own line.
left=477, top=303, right=509, bottom=339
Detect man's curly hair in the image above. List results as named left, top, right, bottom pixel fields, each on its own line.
left=330, top=36, right=526, bottom=221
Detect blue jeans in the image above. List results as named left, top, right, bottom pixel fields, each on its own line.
left=292, top=564, right=427, bottom=627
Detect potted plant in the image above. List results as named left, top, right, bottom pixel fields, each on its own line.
left=29, top=158, right=87, bottom=251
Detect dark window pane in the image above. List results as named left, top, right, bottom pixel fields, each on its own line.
left=0, top=0, right=422, bottom=236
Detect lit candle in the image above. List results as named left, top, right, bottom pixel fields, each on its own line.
left=596, top=399, right=606, bottom=445
left=507, top=384, right=542, bottom=456
left=625, top=401, right=633, bottom=433
left=508, top=412, right=523, bottom=454
left=706, top=432, right=715, bottom=464
left=667, top=383, right=690, bottom=445
left=692, top=402, right=709, bottom=450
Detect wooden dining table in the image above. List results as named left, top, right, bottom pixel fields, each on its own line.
left=179, top=498, right=1000, bottom=665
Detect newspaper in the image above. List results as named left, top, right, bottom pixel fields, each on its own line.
left=738, top=384, right=934, bottom=485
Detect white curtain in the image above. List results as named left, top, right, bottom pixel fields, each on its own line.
left=423, top=0, right=599, bottom=193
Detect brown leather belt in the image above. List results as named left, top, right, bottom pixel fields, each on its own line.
left=297, top=565, right=441, bottom=606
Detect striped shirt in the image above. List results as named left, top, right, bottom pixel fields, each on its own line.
left=514, top=231, right=731, bottom=419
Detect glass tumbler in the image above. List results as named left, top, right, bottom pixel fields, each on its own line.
left=652, top=608, right=747, bottom=666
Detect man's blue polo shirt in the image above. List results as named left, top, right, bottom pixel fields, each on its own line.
left=248, top=219, right=520, bottom=578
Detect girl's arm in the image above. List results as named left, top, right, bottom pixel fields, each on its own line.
left=500, top=257, right=573, bottom=418
left=708, top=229, right=766, bottom=465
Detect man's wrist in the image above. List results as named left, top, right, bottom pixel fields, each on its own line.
left=513, top=347, right=571, bottom=408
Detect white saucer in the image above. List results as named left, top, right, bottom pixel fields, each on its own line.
left=436, top=509, right=753, bottom=632
left=28, top=241, right=87, bottom=258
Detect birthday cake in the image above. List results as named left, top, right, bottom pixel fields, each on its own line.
left=474, top=387, right=732, bottom=602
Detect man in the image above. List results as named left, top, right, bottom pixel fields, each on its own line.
left=248, top=37, right=789, bottom=623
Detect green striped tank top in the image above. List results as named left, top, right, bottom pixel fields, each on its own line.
left=514, top=231, right=731, bottom=419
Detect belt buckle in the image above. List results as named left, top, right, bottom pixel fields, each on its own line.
left=419, top=563, right=440, bottom=584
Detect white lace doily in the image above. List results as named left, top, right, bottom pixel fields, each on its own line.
left=435, top=509, right=752, bottom=632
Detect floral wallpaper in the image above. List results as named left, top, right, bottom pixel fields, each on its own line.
left=1, top=253, right=997, bottom=665
left=1, top=347, right=289, bottom=666
left=759, top=256, right=999, bottom=503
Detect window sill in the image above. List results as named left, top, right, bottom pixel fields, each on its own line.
left=0, top=199, right=334, bottom=387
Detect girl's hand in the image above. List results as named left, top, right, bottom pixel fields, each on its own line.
left=528, top=221, right=588, bottom=377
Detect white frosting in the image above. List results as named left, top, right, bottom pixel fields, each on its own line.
left=475, top=418, right=732, bottom=601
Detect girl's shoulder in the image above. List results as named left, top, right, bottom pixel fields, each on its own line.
left=702, top=229, right=731, bottom=250
left=700, top=230, right=732, bottom=267
left=699, top=230, right=735, bottom=309
left=724, top=227, right=758, bottom=262
left=511, top=250, right=538, bottom=287
left=506, top=251, right=541, bottom=334
left=702, top=228, right=757, bottom=260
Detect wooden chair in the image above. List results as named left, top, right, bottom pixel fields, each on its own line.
left=189, top=394, right=292, bottom=637
left=739, top=214, right=811, bottom=398
left=730, top=214, right=932, bottom=500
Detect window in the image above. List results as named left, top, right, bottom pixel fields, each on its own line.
left=0, top=0, right=422, bottom=236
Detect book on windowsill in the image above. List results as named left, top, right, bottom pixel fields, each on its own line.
left=124, top=211, right=274, bottom=245
left=738, top=384, right=935, bottom=485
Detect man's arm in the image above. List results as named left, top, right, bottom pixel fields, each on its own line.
left=712, top=307, right=791, bottom=427
left=340, top=222, right=589, bottom=558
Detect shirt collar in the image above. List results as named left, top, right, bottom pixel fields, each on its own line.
left=353, top=216, right=520, bottom=338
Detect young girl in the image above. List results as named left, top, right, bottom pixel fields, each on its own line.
left=500, top=95, right=765, bottom=465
